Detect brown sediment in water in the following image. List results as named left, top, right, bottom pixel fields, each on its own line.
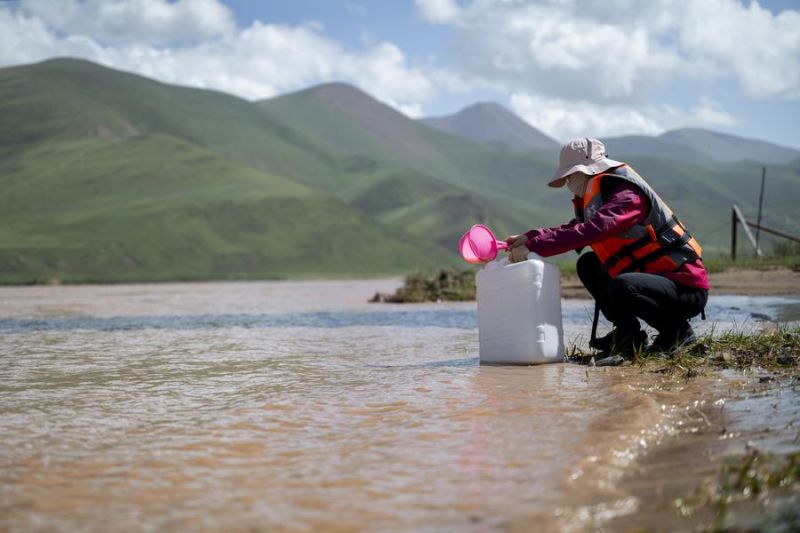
left=599, top=372, right=800, bottom=531
left=561, top=267, right=800, bottom=299
left=509, top=328, right=800, bottom=530
left=0, top=281, right=798, bottom=531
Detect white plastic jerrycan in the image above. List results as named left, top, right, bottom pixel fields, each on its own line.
left=476, top=253, right=564, bottom=364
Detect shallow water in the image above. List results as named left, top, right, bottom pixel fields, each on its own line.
left=0, top=281, right=797, bottom=531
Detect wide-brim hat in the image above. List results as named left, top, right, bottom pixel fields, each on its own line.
left=548, top=137, right=624, bottom=187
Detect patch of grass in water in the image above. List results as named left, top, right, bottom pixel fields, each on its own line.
left=369, top=268, right=477, bottom=303
left=674, top=447, right=800, bottom=531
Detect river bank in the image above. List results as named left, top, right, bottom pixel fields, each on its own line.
left=607, top=371, right=799, bottom=531
left=528, top=366, right=800, bottom=531
left=562, top=267, right=800, bottom=299
left=539, top=328, right=800, bottom=530
left=371, top=266, right=800, bottom=303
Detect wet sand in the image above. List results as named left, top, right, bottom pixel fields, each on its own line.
left=562, top=267, right=800, bottom=299
left=603, top=371, right=800, bottom=531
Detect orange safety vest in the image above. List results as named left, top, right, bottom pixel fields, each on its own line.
left=575, top=165, right=702, bottom=278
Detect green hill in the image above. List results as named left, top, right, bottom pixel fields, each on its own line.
left=1, top=57, right=798, bottom=284
left=0, top=133, right=457, bottom=283
left=259, top=83, right=562, bottom=221
left=261, top=81, right=800, bottom=256
left=0, top=58, right=336, bottom=184
left=0, top=59, right=458, bottom=283
left=660, top=128, right=800, bottom=165
left=420, top=102, right=560, bottom=152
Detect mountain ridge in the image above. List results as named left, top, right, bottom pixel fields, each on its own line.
left=421, top=102, right=560, bottom=152
left=602, top=128, right=800, bottom=165
left=1, top=57, right=798, bottom=283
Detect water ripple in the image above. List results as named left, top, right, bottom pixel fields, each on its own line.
left=0, top=310, right=478, bottom=333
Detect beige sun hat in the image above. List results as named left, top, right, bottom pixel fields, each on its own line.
left=548, top=137, right=624, bottom=188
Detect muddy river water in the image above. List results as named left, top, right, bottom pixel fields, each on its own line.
left=1, top=280, right=797, bottom=531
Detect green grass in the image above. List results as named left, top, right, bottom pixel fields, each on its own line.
left=633, top=327, right=800, bottom=378
left=674, top=448, right=800, bottom=532
left=660, top=327, right=800, bottom=531
left=563, top=326, right=800, bottom=378
left=0, top=133, right=453, bottom=283
left=261, top=81, right=800, bottom=253
left=702, top=255, right=800, bottom=273
left=1, top=58, right=799, bottom=283
left=369, top=268, right=478, bottom=303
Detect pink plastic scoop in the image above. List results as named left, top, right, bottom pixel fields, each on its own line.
left=458, top=224, right=509, bottom=264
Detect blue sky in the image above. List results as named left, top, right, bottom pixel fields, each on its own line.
left=1, top=0, right=798, bottom=148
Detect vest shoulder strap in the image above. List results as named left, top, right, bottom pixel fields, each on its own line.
left=602, top=215, right=684, bottom=273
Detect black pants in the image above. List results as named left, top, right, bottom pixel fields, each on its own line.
left=576, top=252, right=708, bottom=334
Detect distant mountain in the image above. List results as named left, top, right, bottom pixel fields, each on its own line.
left=0, top=58, right=798, bottom=283
left=259, top=82, right=562, bottom=223
left=0, top=59, right=453, bottom=282
left=602, top=135, right=711, bottom=164
left=603, top=128, right=800, bottom=165
left=421, top=103, right=560, bottom=152
left=262, top=82, right=442, bottom=163
left=659, top=128, right=800, bottom=165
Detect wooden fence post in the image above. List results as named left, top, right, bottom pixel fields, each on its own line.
left=731, top=204, right=762, bottom=258
left=731, top=207, right=738, bottom=260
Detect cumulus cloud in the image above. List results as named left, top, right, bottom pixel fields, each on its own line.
left=0, top=0, right=435, bottom=115
left=510, top=92, right=736, bottom=141
left=440, top=0, right=800, bottom=102
left=414, top=0, right=462, bottom=24
left=20, top=0, right=236, bottom=44
left=678, top=0, right=800, bottom=98
left=406, top=0, right=797, bottom=140
left=1, top=0, right=796, bottom=140
left=450, top=2, right=678, bottom=104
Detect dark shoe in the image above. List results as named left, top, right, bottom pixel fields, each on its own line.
left=590, top=328, right=648, bottom=355
left=647, top=324, right=697, bottom=354
left=594, top=355, right=625, bottom=367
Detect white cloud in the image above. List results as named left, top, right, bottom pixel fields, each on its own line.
left=440, top=0, right=800, bottom=102
left=20, top=0, right=236, bottom=44
left=1, top=0, right=796, bottom=139
left=414, top=0, right=462, bottom=24
left=691, top=97, right=737, bottom=128
left=677, top=0, right=800, bottom=98
left=510, top=92, right=736, bottom=141
left=338, top=42, right=434, bottom=115
left=0, top=1, right=435, bottom=115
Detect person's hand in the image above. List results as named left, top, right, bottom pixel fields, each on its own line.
left=504, top=234, right=527, bottom=250
left=509, top=243, right=530, bottom=263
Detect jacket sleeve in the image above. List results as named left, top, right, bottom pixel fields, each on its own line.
left=524, top=218, right=579, bottom=242
left=524, top=180, right=651, bottom=257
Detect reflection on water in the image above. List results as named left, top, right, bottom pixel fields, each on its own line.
left=0, top=281, right=797, bottom=531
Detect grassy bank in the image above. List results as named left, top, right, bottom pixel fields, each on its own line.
left=374, top=255, right=800, bottom=303
left=675, top=447, right=800, bottom=531
left=369, top=268, right=476, bottom=303
left=566, top=327, right=800, bottom=376
left=553, top=253, right=800, bottom=278
left=646, top=328, right=799, bottom=383
left=604, top=327, right=800, bottom=531
left=651, top=327, right=800, bottom=532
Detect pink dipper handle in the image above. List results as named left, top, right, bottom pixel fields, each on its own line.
left=458, top=224, right=510, bottom=263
